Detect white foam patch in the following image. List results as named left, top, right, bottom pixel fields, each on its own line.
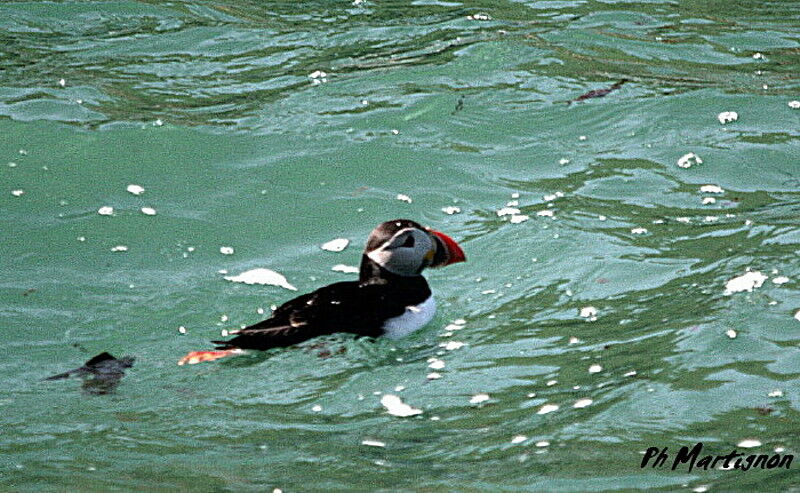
left=588, top=364, right=602, bottom=374
left=361, top=440, right=386, bottom=447
left=11, top=190, right=24, bottom=197
left=219, top=246, right=234, bottom=255
left=573, top=399, right=593, bottom=408
left=536, top=210, right=554, bottom=217
left=110, top=245, right=128, bottom=252
left=772, top=276, right=789, bottom=285
left=677, top=152, right=702, bottom=168
left=717, top=111, right=738, bottom=124
left=580, top=306, right=597, bottom=319
left=537, top=404, right=559, bottom=415
left=224, top=268, right=297, bottom=291
left=140, top=207, right=156, bottom=216
left=511, top=435, right=527, bottom=444
left=322, top=238, right=349, bottom=252
left=497, top=207, right=521, bottom=216
left=794, top=310, right=800, bottom=322
left=439, top=341, right=464, bottom=351
left=700, top=185, right=724, bottom=194
left=536, top=441, right=550, bottom=447
left=428, top=358, right=445, bottom=370
left=737, top=439, right=761, bottom=448
left=510, top=215, right=529, bottom=224
left=381, top=394, right=422, bottom=417
left=788, top=100, right=800, bottom=109
left=97, top=206, right=114, bottom=216
left=332, top=264, right=359, bottom=274
left=442, top=206, right=461, bottom=215
left=724, top=271, right=767, bottom=294
left=631, top=227, right=648, bottom=234
left=396, top=193, right=412, bottom=203
left=543, top=191, right=564, bottom=202
left=726, top=329, right=737, bottom=339
left=126, top=184, right=145, bottom=195
left=470, top=393, right=490, bottom=404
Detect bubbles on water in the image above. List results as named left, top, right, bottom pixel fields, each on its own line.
left=442, top=206, right=461, bottom=215
left=396, top=193, right=412, bottom=203
left=110, top=245, right=128, bottom=252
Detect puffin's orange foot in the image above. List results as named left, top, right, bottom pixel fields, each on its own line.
left=177, top=349, right=243, bottom=366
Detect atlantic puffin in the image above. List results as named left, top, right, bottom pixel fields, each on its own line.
left=178, top=219, right=465, bottom=365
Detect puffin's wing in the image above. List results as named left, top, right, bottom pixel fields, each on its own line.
left=212, top=281, right=391, bottom=350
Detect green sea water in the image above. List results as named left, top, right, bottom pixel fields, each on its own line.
left=1, top=0, right=799, bottom=491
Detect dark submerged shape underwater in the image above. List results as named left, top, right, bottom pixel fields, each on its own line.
left=44, top=352, right=135, bottom=395
left=179, top=219, right=465, bottom=365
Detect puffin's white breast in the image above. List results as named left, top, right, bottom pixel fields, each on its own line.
left=381, top=296, right=436, bottom=339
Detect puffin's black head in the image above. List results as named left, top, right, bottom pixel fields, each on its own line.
left=364, top=219, right=466, bottom=276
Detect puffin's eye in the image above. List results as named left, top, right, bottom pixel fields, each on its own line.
left=400, top=235, right=415, bottom=248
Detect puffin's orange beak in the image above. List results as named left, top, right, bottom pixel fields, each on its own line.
left=428, top=229, right=466, bottom=267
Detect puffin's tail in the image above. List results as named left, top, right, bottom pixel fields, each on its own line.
left=177, top=348, right=244, bottom=366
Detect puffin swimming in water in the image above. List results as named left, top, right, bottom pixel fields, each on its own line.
left=178, top=219, right=466, bottom=365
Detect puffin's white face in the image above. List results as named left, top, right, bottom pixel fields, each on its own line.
left=367, top=227, right=436, bottom=276
left=364, top=219, right=466, bottom=277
